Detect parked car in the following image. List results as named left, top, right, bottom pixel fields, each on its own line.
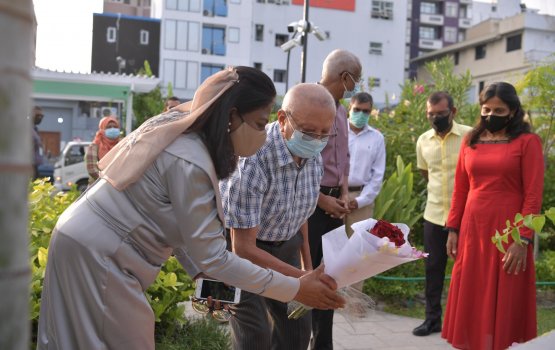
left=37, top=163, right=54, bottom=183
left=53, top=141, right=91, bottom=192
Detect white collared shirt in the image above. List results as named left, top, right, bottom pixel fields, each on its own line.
left=347, top=124, right=386, bottom=208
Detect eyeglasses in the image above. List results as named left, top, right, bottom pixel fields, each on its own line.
left=427, top=110, right=451, bottom=119
left=191, top=297, right=234, bottom=323
left=285, top=112, right=337, bottom=142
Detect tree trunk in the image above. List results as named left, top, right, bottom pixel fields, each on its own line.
left=0, top=1, right=36, bottom=349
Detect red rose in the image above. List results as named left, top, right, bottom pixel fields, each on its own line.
left=369, top=220, right=406, bottom=247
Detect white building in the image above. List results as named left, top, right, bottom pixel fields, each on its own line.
left=152, top=0, right=408, bottom=106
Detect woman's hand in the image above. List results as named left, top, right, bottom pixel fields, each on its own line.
left=446, top=231, right=458, bottom=260
left=502, top=242, right=528, bottom=274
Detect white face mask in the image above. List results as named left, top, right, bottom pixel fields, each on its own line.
left=230, top=121, right=267, bottom=157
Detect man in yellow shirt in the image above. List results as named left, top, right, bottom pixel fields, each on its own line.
left=413, top=91, right=472, bottom=337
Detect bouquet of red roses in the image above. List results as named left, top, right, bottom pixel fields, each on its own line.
left=369, top=219, right=406, bottom=247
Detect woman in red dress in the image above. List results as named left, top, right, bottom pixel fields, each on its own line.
left=443, top=82, right=544, bottom=350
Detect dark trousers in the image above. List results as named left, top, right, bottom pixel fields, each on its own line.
left=423, top=220, right=449, bottom=322
left=230, top=232, right=311, bottom=350
left=308, top=206, right=343, bottom=350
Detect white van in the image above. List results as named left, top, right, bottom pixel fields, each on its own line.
left=53, top=141, right=91, bottom=192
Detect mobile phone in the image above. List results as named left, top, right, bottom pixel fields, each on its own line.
left=194, top=278, right=241, bottom=304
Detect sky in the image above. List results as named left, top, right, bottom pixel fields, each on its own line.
left=33, top=0, right=555, bottom=74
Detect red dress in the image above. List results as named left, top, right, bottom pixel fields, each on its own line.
left=443, top=133, right=544, bottom=350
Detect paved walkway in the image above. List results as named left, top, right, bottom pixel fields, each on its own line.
left=184, top=301, right=452, bottom=349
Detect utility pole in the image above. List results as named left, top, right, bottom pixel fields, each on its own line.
left=300, top=0, right=310, bottom=83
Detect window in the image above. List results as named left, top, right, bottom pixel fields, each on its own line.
left=458, top=30, right=465, bottom=42
left=166, top=0, right=177, bottom=9
left=228, top=27, right=239, bottom=43
left=230, top=0, right=240, bottom=3
left=369, top=42, right=383, bottom=55
left=371, top=1, right=393, bottom=20
left=419, top=26, right=437, bottom=40
left=506, top=34, right=522, bottom=52
left=168, top=0, right=201, bottom=11
left=254, top=62, right=262, bottom=70
left=255, top=24, right=264, bottom=41
left=203, top=0, right=228, bottom=17
left=475, top=44, right=486, bottom=60
left=479, top=81, right=485, bottom=93
left=65, top=145, right=86, bottom=166
left=106, top=27, right=117, bottom=43
left=444, top=27, right=457, bottom=43
left=274, top=69, right=286, bottom=83
left=445, top=2, right=458, bottom=17
left=164, top=59, right=199, bottom=89
left=453, top=51, right=459, bottom=65
left=165, top=20, right=200, bottom=51
left=201, top=63, right=224, bottom=83
left=420, top=2, right=438, bottom=14
left=140, top=30, right=149, bottom=45
left=459, top=4, right=468, bottom=19
left=202, top=25, right=226, bottom=55
left=369, top=77, right=381, bottom=87
left=275, top=34, right=288, bottom=47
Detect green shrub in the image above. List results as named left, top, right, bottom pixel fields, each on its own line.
left=155, top=318, right=231, bottom=350
left=536, top=250, right=555, bottom=290
left=28, top=179, right=196, bottom=343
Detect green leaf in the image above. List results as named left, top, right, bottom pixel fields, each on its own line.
left=523, top=214, right=534, bottom=229
left=530, top=215, right=546, bottom=233
left=38, top=247, right=48, bottom=267
left=545, top=207, right=555, bottom=224
left=514, top=213, right=524, bottom=224
left=510, top=227, right=521, bottom=244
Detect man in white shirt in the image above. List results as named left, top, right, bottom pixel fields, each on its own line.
left=345, top=92, right=386, bottom=238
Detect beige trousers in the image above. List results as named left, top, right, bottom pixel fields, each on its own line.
left=344, top=190, right=374, bottom=292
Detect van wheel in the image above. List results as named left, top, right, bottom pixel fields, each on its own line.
left=76, top=180, right=89, bottom=193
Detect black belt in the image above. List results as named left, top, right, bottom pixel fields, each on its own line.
left=256, top=239, right=287, bottom=247
left=320, top=186, right=341, bottom=198
left=348, top=186, right=363, bottom=192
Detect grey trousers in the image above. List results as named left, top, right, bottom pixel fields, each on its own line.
left=230, top=232, right=311, bottom=350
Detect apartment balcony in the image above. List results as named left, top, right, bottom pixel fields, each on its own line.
left=459, top=17, right=472, bottom=28
left=420, top=13, right=444, bottom=26
left=419, top=38, right=443, bottom=50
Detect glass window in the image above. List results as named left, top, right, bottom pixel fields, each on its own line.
left=201, top=63, right=224, bottom=83
left=444, top=27, right=457, bottom=43
left=178, top=0, right=189, bottom=10
left=454, top=51, right=459, bottom=65
left=187, top=61, right=198, bottom=89
left=202, top=26, right=226, bottom=55
left=140, top=30, right=149, bottom=45
left=176, top=21, right=188, bottom=50
left=107, top=27, right=117, bottom=43
left=190, top=0, right=201, bottom=11
left=165, top=20, right=176, bottom=49
left=420, top=2, right=437, bottom=14
left=459, top=5, right=468, bottom=19
left=164, top=59, right=176, bottom=88
left=188, top=22, right=200, bottom=51
left=369, top=42, right=382, bottom=55
left=371, top=1, right=393, bottom=20
left=254, top=62, right=262, bottom=70
left=475, top=44, right=486, bottom=60
left=203, top=0, right=227, bottom=17
left=255, top=24, right=264, bottom=41
left=175, top=61, right=187, bottom=89
left=166, top=0, right=177, bottom=10
left=369, top=77, right=381, bottom=87
left=275, top=34, right=288, bottom=47
left=445, top=2, right=458, bottom=17
left=506, top=34, right=522, bottom=52
left=164, top=59, right=198, bottom=90
left=419, top=26, right=436, bottom=40
left=65, top=145, right=86, bottom=166
left=228, top=27, right=240, bottom=43
left=274, top=69, right=286, bottom=83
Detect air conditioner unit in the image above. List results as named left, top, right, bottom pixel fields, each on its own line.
left=201, top=48, right=211, bottom=54
left=90, top=107, right=101, bottom=119
left=101, top=106, right=118, bottom=117
left=203, top=9, right=213, bottom=16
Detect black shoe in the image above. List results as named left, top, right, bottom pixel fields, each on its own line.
left=412, top=319, right=441, bottom=336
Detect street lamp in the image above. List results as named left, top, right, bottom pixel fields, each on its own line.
left=280, top=0, right=326, bottom=87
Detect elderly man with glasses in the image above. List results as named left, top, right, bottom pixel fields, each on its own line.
left=220, top=83, right=337, bottom=350
left=308, top=49, right=362, bottom=350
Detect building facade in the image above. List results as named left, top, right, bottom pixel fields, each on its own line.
left=154, top=0, right=408, bottom=106
left=91, top=13, right=161, bottom=75
left=412, top=12, right=555, bottom=102
left=407, top=0, right=474, bottom=78
left=104, top=0, right=153, bottom=18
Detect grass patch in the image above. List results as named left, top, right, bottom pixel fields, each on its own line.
left=155, top=317, right=231, bottom=350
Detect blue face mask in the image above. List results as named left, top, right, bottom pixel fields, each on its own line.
left=286, top=130, right=328, bottom=159
left=349, top=110, right=369, bottom=129
left=104, top=127, right=120, bottom=139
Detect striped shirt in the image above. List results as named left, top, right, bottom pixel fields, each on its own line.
left=85, top=143, right=100, bottom=184
left=416, top=121, right=472, bottom=226
left=220, top=122, right=323, bottom=241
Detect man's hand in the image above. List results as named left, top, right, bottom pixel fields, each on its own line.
left=446, top=231, right=458, bottom=260
left=348, top=199, right=358, bottom=210
left=294, top=265, right=345, bottom=310
left=502, top=242, right=527, bottom=274
left=318, top=194, right=350, bottom=219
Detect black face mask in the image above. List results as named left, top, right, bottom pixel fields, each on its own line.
left=432, top=114, right=452, bottom=133
left=481, top=114, right=511, bottom=133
